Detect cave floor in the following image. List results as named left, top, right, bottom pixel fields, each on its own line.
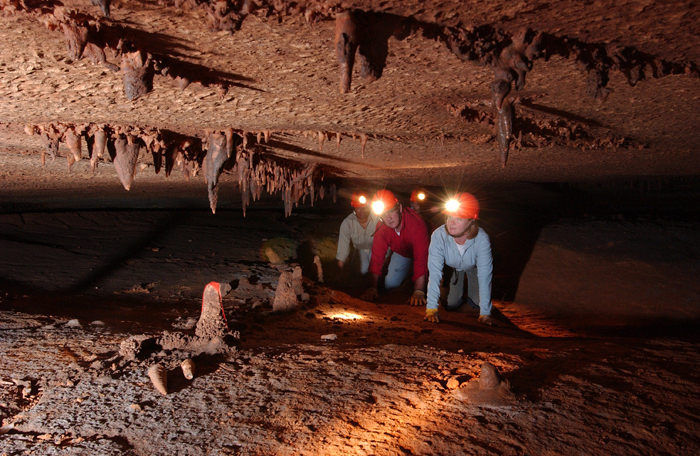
left=0, top=198, right=698, bottom=455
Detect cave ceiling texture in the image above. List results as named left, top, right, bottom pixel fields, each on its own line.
left=0, top=0, right=698, bottom=213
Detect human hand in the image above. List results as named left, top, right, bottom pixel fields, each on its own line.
left=337, top=260, right=344, bottom=269
left=424, top=308, right=439, bottom=323
left=408, top=290, right=426, bottom=306
left=360, top=286, right=378, bottom=302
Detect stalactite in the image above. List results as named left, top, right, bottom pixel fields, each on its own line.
left=203, top=131, right=229, bottom=214
left=496, top=101, right=513, bottom=168
left=113, top=134, right=140, bottom=190
left=60, top=22, right=88, bottom=61
left=334, top=11, right=359, bottom=94
left=360, top=133, right=368, bottom=158
left=121, top=51, right=153, bottom=101
left=22, top=122, right=335, bottom=217
left=91, top=0, right=111, bottom=17
left=62, top=127, right=82, bottom=170
left=318, top=131, right=326, bottom=152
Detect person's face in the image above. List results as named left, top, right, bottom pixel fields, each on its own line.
left=445, top=215, right=473, bottom=238
left=381, top=204, right=402, bottom=229
left=355, top=206, right=370, bottom=221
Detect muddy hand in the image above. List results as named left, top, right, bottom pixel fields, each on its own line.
left=409, top=290, right=426, bottom=306
left=424, top=308, right=439, bottom=323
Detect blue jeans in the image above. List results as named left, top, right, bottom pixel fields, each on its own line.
left=446, top=268, right=491, bottom=315
left=358, top=249, right=371, bottom=275
left=383, top=252, right=412, bottom=290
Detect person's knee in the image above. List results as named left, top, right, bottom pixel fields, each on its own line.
left=383, top=272, right=403, bottom=289
left=360, top=263, right=369, bottom=275
left=446, top=293, right=463, bottom=309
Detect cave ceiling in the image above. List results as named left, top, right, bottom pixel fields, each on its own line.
left=0, top=0, right=698, bottom=211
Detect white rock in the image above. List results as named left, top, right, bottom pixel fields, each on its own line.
left=65, top=319, right=81, bottom=327
left=321, top=334, right=337, bottom=341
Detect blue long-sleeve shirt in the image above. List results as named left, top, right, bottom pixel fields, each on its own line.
left=426, top=225, right=493, bottom=314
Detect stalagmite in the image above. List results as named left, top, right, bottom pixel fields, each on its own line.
left=313, top=255, right=324, bottom=283
left=479, top=362, right=504, bottom=390
left=180, top=359, right=195, bottom=380
left=196, top=282, right=228, bottom=339
left=272, top=270, right=299, bottom=312
left=147, top=364, right=168, bottom=396
left=121, top=51, right=153, bottom=101
left=113, top=135, right=140, bottom=190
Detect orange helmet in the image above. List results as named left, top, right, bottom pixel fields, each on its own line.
left=350, top=193, right=369, bottom=208
left=371, top=189, right=399, bottom=215
left=410, top=189, right=427, bottom=203
left=443, top=192, right=479, bottom=219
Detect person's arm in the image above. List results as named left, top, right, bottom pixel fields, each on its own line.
left=425, top=228, right=445, bottom=311
left=411, top=216, right=430, bottom=286
left=475, top=230, right=494, bottom=316
left=361, top=226, right=388, bottom=301
left=335, top=218, right=351, bottom=267
left=413, top=274, right=426, bottom=292
left=368, top=226, right=389, bottom=278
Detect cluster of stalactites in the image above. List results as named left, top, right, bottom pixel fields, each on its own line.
left=0, top=1, right=237, bottom=101
left=490, top=29, right=543, bottom=168
left=23, top=122, right=199, bottom=190
left=202, top=129, right=334, bottom=216
left=24, top=123, right=334, bottom=216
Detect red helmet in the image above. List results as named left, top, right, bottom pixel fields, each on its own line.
left=371, top=189, right=399, bottom=215
left=350, top=193, right=369, bottom=208
left=410, top=189, right=427, bottom=203
left=443, top=192, right=479, bottom=219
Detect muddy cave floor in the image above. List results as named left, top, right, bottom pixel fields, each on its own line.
left=0, top=183, right=699, bottom=455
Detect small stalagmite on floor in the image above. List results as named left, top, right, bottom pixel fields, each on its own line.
left=147, top=363, right=168, bottom=396
left=196, top=282, right=229, bottom=340
left=181, top=358, right=195, bottom=380
left=272, top=266, right=304, bottom=312
left=454, top=361, right=514, bottom=405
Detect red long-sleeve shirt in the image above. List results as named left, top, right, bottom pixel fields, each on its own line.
left=369, top=207, right=430, bottom=281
